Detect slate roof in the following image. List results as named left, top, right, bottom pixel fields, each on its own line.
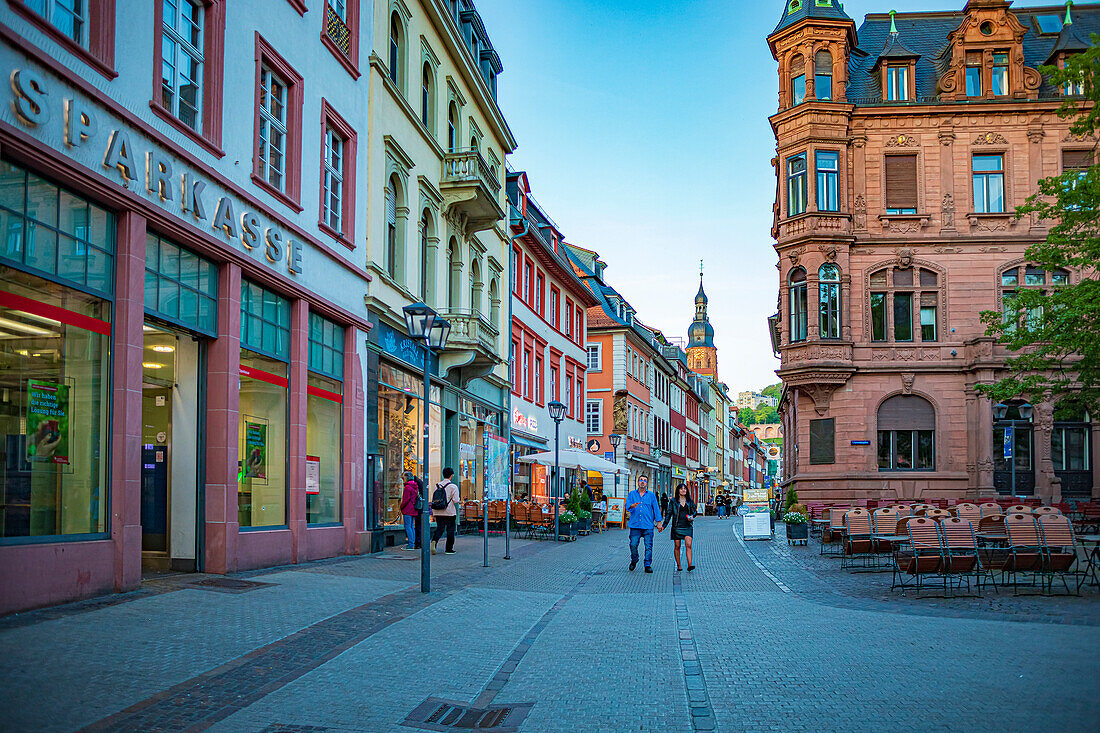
left=846, top=4, right=1100, bottom=104
left=773, top=0, right=851, bottom=36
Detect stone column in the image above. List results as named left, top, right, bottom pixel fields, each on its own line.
left=287, top=299, right=309, bottom=563
left=807, top=271, right=820, bottom=341
left=344, top=327, right=366, bottom=554
left=1034, top=398, right=1060, bottom=504
left=850, top=135, right=867, bottom=231
left=975, top=393, right=995, bottom=494
left=939, top=128, right=956, bottom=234
left=1027, top=127, right=1046, bottom=235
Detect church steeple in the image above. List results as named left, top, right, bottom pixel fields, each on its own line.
left=687, top=260, right=718, bottom=378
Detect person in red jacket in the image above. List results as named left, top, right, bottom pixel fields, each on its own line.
left=400, top=471, right=421, bottom=550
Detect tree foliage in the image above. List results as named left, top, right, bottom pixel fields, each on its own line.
left=761, top=383, right=782, bottom=400
left=977, top=38, right=1100, bottom=413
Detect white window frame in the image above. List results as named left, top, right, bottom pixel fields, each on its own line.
left=161, top=0, right=205, bottom=131
left=322, top=127, right=344, bottom=233
left=587, top=344, right=601, bottom=371
left=329, top=0, right=347, bottom=20
left=32, top=0, right=89, bottom=47
left=586, top=399, right=602, bottom=435
left=259, top=66, right=289, bottom=192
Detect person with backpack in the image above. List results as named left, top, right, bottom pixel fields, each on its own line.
left=430, top=467, right=460, bottom=555
left=400, top=471, right=422, bottom=550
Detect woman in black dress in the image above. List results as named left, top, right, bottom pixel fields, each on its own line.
left=668, top=483, right=696, bottom=572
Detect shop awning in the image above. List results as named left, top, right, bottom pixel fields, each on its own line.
left=516, top=447, right=630, bottom=475
left=510, top=433, right=548, bottom=451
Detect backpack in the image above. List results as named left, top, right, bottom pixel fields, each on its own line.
left=431, top=481, right=451, bottom=511
left=414, top=477, right=426, bottom=513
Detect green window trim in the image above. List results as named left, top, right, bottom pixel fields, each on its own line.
left=240, top=280, right=291, bottom=361
left=145, top=234, right=218, bottom=336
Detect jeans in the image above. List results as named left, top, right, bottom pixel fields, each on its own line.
left=403, top=514, right=419, bottom=549
left=432, top=515, right=457, bottom=552
left=718, top=505, right=726, bottom=518
left=629, top=527, right=654, bottom=567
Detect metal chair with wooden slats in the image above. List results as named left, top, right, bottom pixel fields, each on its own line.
left=939, top=517, right=985, bottom=596
left=842, top=509, right=873, bottom=569
left=822, top=507, right=849, bottom=557
left=511, top=502, right=529, bottom=539
left=925, top=508, right=951, bottom=521
left=1037, top=513, right=1079, bottom=596
left=954, top=503, right=981, bottom=522
left=1033, top=506, right=1061, bottom=516
left=978, top=502, right=1002, bottom=519
left=1003, top=513, right=1045, bottom=594
left=1007, top=504, right=1031, bottom=514
left=871, top=508, right=900, bottom=559
left=895, top=517, right=943, bottom=594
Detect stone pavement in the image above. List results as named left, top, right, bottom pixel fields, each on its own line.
left=1, top=519, right=1098, bottom=733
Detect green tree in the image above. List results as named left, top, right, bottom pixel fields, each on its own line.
left=756, top=406, right=781, bottom=424
left=737, top=406, right=757, bottom=425
left=761, top=383, right=782, bottom=400
left=978, top=38, right=1100, bottom=412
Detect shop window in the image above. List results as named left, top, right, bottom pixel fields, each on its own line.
left=0, top=160, right=115, bottom=298
left=787, top=153, right=807, bottom=216
left=818, top=264, right=841, bottom=339
left=237, top=351, right=288, bottom=528
left=144, top=233, right=217, bottom=336
left=877, top=395, right=934, bottom=471
left=973, top=154, right=1005, bottom=213
left=240, top=279, right=291, bottom=361
left=253, top=36, right=303, bottom=208
left=319, top=101, right=357, bottom=247
left=0, top=268, right=111, bottom=540
left=378, top=364, right=441, bottom=526
left=884, top=154, right=918, bottom=214
left=788, top=267, right=807, bottom=342
left=11, top=0, right=116, bottom=78
left=307, top=312, right=344, bottom=525
left=815, top=151, right=839, bottom=212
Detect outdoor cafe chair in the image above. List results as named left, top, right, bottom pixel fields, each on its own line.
left=940, top=517, right=985, bottom=595
left=925, top=508, right=951, bottom=520
left=870, top=508, right=900, bottom=555
left=511, top=502, right=529, bottom=538
left=822, top=508, right=849, bottom=557
left=978, top=503, right=1002, bottom=519
left=893, top=517, right=942, bottom=593
left=842, top=509, right=873, bottom=569
left=1036, top=513, right=1079, bottom=596
left=954, top=504, right=981, bottom=522
left=1033, top=506, right=1061, bottom=516
left=1003, top=513, right=1045, bottom=594
left=890, top=505, right=913, bottom=519
left=1007, top=504, right=1031, bottom=514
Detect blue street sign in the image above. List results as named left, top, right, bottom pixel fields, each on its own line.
left=1003, top=426, right=1014, bottom=460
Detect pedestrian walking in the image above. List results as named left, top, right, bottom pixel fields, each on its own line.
left=667, top=483, right=696, bottom=571
left=400, top=471, right=421, bottom=549
left=626, top=475, right=663, bottom=573
left=430, top=467, right=460, bottom=555
left=659, top=491, right=669, bottom=517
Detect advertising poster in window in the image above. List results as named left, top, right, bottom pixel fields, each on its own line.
left=485, top=434, right=509, bottom=500
left=26, top=379, right=70, bottom=466
left=306, top=455, right=321, bottom=495
left=244, top=420, right=268, bottom=480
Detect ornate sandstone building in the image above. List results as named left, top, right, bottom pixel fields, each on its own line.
left=768, top=0, right=1098, bottom=504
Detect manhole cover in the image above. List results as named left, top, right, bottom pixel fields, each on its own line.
left=184, top=577, right=275, bottom=593
left=401, top=698, right=532, bottom=732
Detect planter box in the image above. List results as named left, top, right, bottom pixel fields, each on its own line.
left=785, top=522, right=808, bottom=545
left=559, top=522, right=577, bottom=540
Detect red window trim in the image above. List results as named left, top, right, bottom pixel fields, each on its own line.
left=318, top=98, right=357, bottom=250
left=524, top=345, right=533, bottom=400
left=534, top=354, right=544, bottom=406
left=252, top=32, right=305, bottom=213
left=150, top=0, right=225, bottom=159
left=524, top=258, right=534, bottom=305
left=286, top=0, right=307, bottom=13
left=8, top=0, right=117, bottom=80
left=548, top=284, right=560, bottom=329
left=512, top=245, right=523, bottom=297
left=564, top=297, right=574, bottom=338
left=510, top=336, right=521, bottom=396
left=240, top=364, right=290, bottom=388
left=0, top=289, right=110, bottom=335
left=320, top=0, right=361, bottom=79
left=535, top=271, right=545, bottom=317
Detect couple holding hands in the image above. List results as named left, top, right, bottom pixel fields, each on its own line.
left=626, top=476, right=697, bottom=573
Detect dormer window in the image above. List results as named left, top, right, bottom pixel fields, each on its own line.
left=965, top=52, right=982, bottom=96
left=992, top=52, right=1009, bottom=96
left=886, top=65, right=908, bottom=101
left=1036, top=14, right=1063, bottom=35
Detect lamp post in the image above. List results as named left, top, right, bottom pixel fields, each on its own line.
left=993, top=401, right=1033, bottom=498
left=609, top=433, right=623, bottom=498
left=403, top=303, right=450, bottom=593
left=548, top=401, right=566, bottom=541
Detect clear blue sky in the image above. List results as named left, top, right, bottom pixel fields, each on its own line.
left=476, top=0, right=1067, bottom=393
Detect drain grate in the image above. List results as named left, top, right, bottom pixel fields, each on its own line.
left=402, top=698, right=532, bottom=732
left=183, top=577, right=275, bottom=593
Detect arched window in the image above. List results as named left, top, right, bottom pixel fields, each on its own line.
left=470, top=259, right=482, bottom=315
left=421, top=63, right=433, bottom=130
left=489, top=277, right=500, bottom=329
left=814, top=50, right=833, bottom=101
left=447, top=104, right=458, bottom=153
left=999, top=265, right=1069, bottom=335
left=818, top=264, right=841, bottom=339
left=419, top=209, right=431, bottom=301
left=385, top=176, right=398, bottom=279
left=388, top=13, right=403, bottom=88
left=447, top=238, right=459, bottom=308
left=878, top=395, right=935, bottom=471
left=869, top=267, right=940, bottom=343
left=470, top=135, right=479, bottom=152
left=788, top=267, right=807, bottom=343
left=790, top=54, right=806, bottom=106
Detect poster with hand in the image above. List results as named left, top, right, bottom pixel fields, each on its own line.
left=244, top=421, right=267, bottom=479
left=27, top=380, right=70, bottom=465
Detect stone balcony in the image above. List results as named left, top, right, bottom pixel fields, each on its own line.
left=775, top=213, right=852, bottom=244
left=441, top=149, right=504, bottom=234
left=438, top=309, right=502, bottom=387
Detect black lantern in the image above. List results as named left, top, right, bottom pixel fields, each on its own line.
left=402, top=302, right=437, bottom=340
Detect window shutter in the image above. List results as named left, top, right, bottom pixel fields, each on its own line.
left=809, top=418, right=835, bottom=465
left=790, top=54, right=805, bottom=76
left=878, top=395, right=934, bottom=431
left=885, top=155, right=918, bottom=210
left=1062, top=149, right=1093, bottom=171
left=385, top=184, right=397, bottom=226
left=815, top=50, right=832, bottom=75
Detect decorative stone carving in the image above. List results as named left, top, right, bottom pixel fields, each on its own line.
left=941, top=193, right=955, bottom=229
left=853, top=194, right=867, bottom=230
left=787, top=247, right=804, bottom=266
left=886, top=134, right=919, bottom=148
left=901, top=373, right=915, bottom=394
left=871, top=350, right=891, bottom=362
left=921, top=349, right=939, bottom=361
left=971, top=218, right=1008, bottom=233
left=818, top=243, right=839, bottom=261
left=938, top=129, right=956, bottom=146
left=613, top=391, right=628, bottom=434
left=888, top=219, right=920, bottom=234
left=895, top=247, right=913, bottom=269
left=1064, top=131, right=1097, bottom=142
left=1027, top=128, right=1044, bottom=144
left=973, top=132, right=1008, bottom=145
left=934, top=246, right=963, bottom=254
left=803, top=383, right=841, bottom=416
left=977, top=459, right=996, bottom=474
left=896, top=348, right=916, bottom=361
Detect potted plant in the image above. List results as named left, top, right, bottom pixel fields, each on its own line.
left=783, top=511, right=809, bottom=545
left=559, top=510, right=578, bottom=540
left=577, top=509, right=592, bottom=534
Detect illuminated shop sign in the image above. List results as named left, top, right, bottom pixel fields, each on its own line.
left=8, top=68, right=303, bottom=276
left=511, top=408, right=539, bottom=431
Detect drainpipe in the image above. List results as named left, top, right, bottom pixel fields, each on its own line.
left=504, top=204, right=528, bottom=561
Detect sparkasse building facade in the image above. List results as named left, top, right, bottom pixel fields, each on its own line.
left=769, top=0, right=1098, bottom=506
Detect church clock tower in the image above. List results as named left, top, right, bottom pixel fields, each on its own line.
left=686, top=262, right=718, bottom=378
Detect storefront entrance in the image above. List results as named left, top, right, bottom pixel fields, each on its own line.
left=140, top=324, right=201, bottom=572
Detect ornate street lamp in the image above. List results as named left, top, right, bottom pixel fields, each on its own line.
left=402, top=303, right=450, bottom=593
left=548, top=400, right=567, bottom=541
left=609, top=433, right=624, bottom=498
left=994, top=401, right=1033, bottom=497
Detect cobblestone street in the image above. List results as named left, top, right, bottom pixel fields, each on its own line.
left=2, top=518, right=1098, bottom=733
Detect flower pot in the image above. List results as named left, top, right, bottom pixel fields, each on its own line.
left=786, top=522, right=808, bottom=545
left=558, top=521, right=577, bottom=540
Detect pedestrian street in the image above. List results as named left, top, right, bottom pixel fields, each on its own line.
left=2, top=517, right=1097, bottom=733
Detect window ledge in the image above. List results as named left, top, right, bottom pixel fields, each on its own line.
left=318, top=220, right=355, bottom=251
left=321, top=33, right=360, bottom=80
left=251, top=172, right=304, bottom=214
left=967, top=211, right=1013, bottom=219
left=149, top=102, right=225, bottom=159
left=878, top=213, right=930, bottom=223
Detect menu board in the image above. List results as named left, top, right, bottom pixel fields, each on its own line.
left=743, top=511, right=772, bottom=540
left=605, top=497, right=626, bottom=526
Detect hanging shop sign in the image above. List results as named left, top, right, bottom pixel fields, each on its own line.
left=587, top=439, right=601, bottom=453
left=568, top=437, right=584, bottom=449
left=7, top=68, right=304, bottom=276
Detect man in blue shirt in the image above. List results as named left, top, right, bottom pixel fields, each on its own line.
left=626, top=475, right=663, bottom=573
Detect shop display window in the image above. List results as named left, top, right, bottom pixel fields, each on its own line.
left=238, top=351, right=288, bottom=528
left=0, top=267, right=111, bottom=539
left=306, top=313, right=344, bottom=525
left=145, top=234, right=217, bottom=336
left=0, top=160, right=115, bottom=298
left=377, top=363, right=440, bottom=526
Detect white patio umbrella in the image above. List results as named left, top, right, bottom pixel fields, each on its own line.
left=516, top=447, right=631, bottom=475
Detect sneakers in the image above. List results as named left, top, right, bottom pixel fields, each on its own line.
left=445, top=550, right=456, bottom=554
left=629, top=560, right=637, bottom=571
left=644, top=567, right=653, bottom=573
left=430, top=540, right=437, bottom=555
